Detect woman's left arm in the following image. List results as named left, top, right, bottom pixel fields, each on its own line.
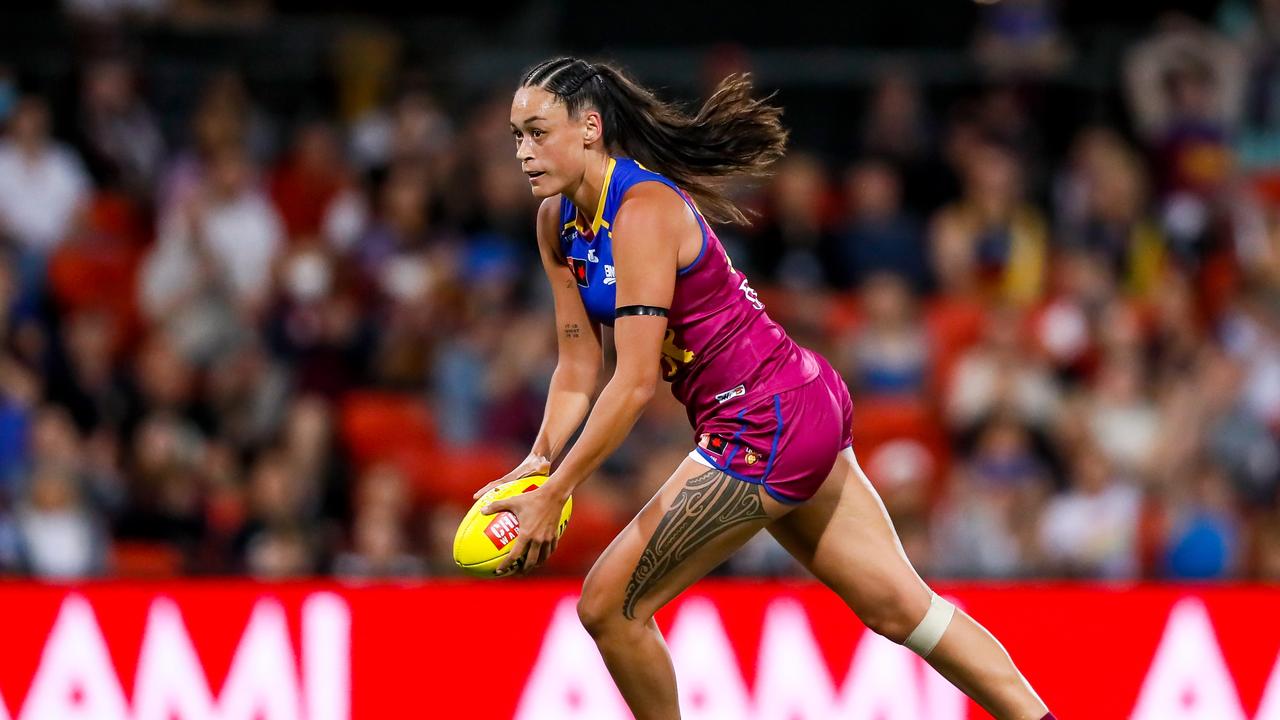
left=485, top=184, right=690, bottom=574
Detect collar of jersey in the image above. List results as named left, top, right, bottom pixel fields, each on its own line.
left=573, top=156, right=617, bottom=240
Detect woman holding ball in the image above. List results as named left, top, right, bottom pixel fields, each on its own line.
left=473, top=57, right=1054, bottom=720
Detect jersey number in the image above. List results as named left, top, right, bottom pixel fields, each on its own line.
left=726, top=251, right=764, bottom=311
left=739, top=277, right=764, bottom=311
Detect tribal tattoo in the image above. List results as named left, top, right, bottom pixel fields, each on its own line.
left=622, top=469, right=768, bottom=619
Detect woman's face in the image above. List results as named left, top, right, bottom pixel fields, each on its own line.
left=509, top=85, right=593, bottom=199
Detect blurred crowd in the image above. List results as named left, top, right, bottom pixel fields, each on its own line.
left=2, top=1, right=1280, bottom=582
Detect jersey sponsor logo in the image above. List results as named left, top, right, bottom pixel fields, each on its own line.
left=587, top=248, right=599, bottom=263
left=568, top=257, right=589, bottom=287
left=715, top=384, right=746, bottom=404
left=603, top=264, right=616, bottom=285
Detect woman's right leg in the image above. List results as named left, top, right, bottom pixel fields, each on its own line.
left=578, top=456, right=792, bottom=720
left=767, top=447, right=1051, bottom=720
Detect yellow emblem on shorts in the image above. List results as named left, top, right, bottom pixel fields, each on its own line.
left=745, top=449, right=759, bottom=465
left=660, top=329, right=695, bottom=380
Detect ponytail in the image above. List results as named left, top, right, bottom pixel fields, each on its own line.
left=521, top=57, right=788, bottom=225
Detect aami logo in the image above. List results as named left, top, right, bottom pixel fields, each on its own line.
left=0, top=592, right=351, bottom=720
left=568, top=257, right=589, bottom=287
left=515, top=597, right=965, bottom=720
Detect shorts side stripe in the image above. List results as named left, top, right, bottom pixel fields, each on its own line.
left=759, top=394, right=783, bottom=484
left=721, top=407, right=750, bottom=468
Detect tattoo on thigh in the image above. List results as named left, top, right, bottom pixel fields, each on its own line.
left=622, top=469, right=767, bottom=619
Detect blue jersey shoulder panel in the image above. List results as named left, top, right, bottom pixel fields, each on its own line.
left=558, top=157, right=705, bottom=326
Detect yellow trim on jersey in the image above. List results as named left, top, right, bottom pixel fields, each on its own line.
left=591, top=157, right=617, bottom=236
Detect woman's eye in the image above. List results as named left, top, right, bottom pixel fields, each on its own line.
left=531, top=129, right=544, bottom=139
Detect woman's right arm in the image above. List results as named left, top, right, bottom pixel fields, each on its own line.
left=473, top=195, right=603, bottom=498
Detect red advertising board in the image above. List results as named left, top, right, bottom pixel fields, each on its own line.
left=0, top=581, right=1276, bottom=719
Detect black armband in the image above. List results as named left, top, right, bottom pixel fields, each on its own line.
left=615, top=305, right=669, bottom=318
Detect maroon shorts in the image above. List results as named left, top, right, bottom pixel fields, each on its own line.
left=691, top=350, right=853, bottom=503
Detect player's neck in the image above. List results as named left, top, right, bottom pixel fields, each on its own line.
left=568, top=152, right=612, bottom=221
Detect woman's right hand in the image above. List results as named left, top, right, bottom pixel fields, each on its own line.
left=472, top=453, right=552, bottom=500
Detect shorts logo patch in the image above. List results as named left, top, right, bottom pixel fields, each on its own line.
left=744, top=448, right=760, bottom=465
left=714, top=384, right=746, bottom=404
left=699, top=433, right=731, bottom=458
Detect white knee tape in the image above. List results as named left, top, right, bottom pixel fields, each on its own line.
left=903, top=593, right=955, bottom=658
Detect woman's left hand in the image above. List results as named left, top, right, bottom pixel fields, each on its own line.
left=482, top=483, right=567, bottom=576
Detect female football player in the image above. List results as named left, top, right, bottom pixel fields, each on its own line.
left=477, top=57, right=1054, bottom=720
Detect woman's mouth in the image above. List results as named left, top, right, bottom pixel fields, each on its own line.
left=526, top=171, right=545, bottom=181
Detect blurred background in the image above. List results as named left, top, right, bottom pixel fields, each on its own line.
left=0, top=0, right=1275, bottom=585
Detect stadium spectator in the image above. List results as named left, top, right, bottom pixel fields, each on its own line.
left=0, top=96, right=92, bottom=260
left=1125, top=15, right=1245, bottom=256
left=74, top=57, right=165, bottom=201
left=1039, top=442, right=1142, bottom=578
left=932, top=415, right=1050, bottom=578
left=141, top=143, right=284, bottom=363
left=269, top=120, right=366, bottom=250
left=13, top=462, right=107, bottom=578
left=945, top=304, right=1061, bottom=433
left=930, top=137, right=1048, bottom=306
left=746, top=152, right=837, bottom=288
left=1054, top=127, right=1168, bottom=298
left=835, top=271, right=931, bottom=399
left=832, top=158, right=929, bottom=291
left=1162, top=462, right=1241, bottom=578
left=971, top=0, right=1071, bottom=78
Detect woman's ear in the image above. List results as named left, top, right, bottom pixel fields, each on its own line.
left=583, top=111, right=603, bottom=145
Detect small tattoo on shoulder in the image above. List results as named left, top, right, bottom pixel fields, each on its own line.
left=564, top=323, right=581, bottom=339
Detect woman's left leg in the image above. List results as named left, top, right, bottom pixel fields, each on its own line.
left=768, top=447, right=1052, bottom=720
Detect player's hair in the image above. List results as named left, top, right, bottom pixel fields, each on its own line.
left=521, top=57, right=788, bottom=225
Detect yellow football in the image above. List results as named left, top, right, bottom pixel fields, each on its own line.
left=452, top=474, right=572, bottom=577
